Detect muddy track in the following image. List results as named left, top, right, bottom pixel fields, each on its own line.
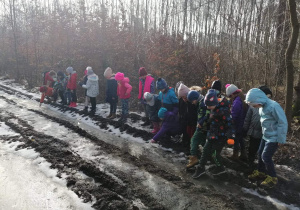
left=1, top=81, right=300, bottom=208
left=0, top=112, right=166, bottom=210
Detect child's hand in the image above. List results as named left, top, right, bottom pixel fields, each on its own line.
left=197, top=124, right=202, bottom=128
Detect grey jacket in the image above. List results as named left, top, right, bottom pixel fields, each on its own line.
left=82, top=74, right=99, bottom=97
left=243, top=106, right=262, bottom=139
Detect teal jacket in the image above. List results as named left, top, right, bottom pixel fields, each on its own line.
left=245, top=88, right=288, bottom=144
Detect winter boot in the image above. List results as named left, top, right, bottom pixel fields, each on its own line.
left=248, top=170, right=267, bottom=181
left=260, top=175, right=278, bottom=188
left=186, top=156, right=199, bottom=168
left=83, top=106, right=88, bottom=114
left=192, top=166, right=206, bottom=179
left=106, top=113, right=112, bottom=119
left=151, top=122, right=160, bottom=134
left=229, top=149, right=239, bottom=160
left=89, top=109, right=96, bottom=116
left=121, top=114, right=128, bottom=123
left=239, top=149, right=248, bottom=162
left=210, top=165, right=226, bottom=175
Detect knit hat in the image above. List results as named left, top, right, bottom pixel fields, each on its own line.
left=204, top=89, right=219, bottom=106
left=187, top=90, right=200, bottom=102
left=115, top=72, right=124, bottom=81
left=87, top=67, right=94, bottom=76
left=39, top=86, right=46, bottom=92
left=144, top=92, right=155, bottom=106
left=57, top=71, right=64, bottom=78
left=139, top=67, right=148, bottom=77
left=156, top=78, right=168, bottom=90
left=66, top=67, right=73, bottom=74
left=178, top=83, right=190, bottom=98
left=211, top=80, right=222, bottom=92
left=258, top=85, right=272, bottom=98
left=225, top=84, right=241, bottom=96
left=158, top=107, right=168, bottom=119
left=104, top=67, right=113, bottom=78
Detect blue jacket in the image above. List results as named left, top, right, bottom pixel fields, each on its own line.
left=158, top=87, right=179, bottom=111
left=246, top=88, right=288, bottom=144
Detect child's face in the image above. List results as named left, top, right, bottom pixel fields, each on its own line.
left=105, top=75, right=110, bottom=79
left=161, top=88, right=165, bottom=92
left=252, top=104, right=262, bottom=108
left=160, top=118, right=164, bottom=120
left=192, top=100, right=198, bottom=105
left=182, top=96, right=188, bottom=102
left=207, top=105, right=216, bottom=110
left=141, top=75, right=147, bottom=79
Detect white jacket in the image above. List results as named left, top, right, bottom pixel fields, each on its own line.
left=82, top=74, right=99, bottom=97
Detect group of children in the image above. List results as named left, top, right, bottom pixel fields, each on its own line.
left=39, top=66, right=288, bottom=188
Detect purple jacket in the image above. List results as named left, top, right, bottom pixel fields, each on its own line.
left=153, top=107, right=181, bottom=141
left=231, top=96, right=247, bottom=132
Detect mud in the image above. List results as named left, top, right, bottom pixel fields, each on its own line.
left=0, top=81, right=300, bottom=209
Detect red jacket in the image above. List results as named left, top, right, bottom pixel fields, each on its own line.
left=44, top=72, right=54, bottom=86
left=40, top=87, right=53, bottom=103
left=67, top=72, right=77, bottom=90
left=117, top=77, right=132, bottom=99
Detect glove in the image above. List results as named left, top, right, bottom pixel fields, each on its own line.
left=227, top=139, right=235, bottom=145
left=78, top=81, right=83, bottom=86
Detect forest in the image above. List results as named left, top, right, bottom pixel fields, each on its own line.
left=0, top=0, right=299, bottom=125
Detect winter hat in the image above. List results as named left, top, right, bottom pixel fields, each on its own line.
left=158, top=107, right=168, bottom=119
left=187, top=90, right=200, bottom=102
left=258, top=85, right=272, bottom=98
left=66, top=66, right=74, bottom=74
left=85, top=66, right=92, bottom=75
left=87, top=67, right=94, bottom=76
left=156, top=78, right=168, bottom=90
left=178, top=83, right=190, bottom=98
left=39, top=86, right=46, bottom=92
left=104, top=67, right=113, bottom=78
left=204, top=89, right=219, bottom=106
left=144, top=92, right=155, bottom=106
left=57, top=71, right=64, bottom=78
left=139, top=67, right=148, bottom=77
left=115, top=72, right=125, bottom=81
left=226, top=84, right=241, bottom=96
left=211, top=80, right=222, bottom=92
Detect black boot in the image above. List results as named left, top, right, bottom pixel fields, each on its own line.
left=89, top=109, right=96, bottom=115
left=83, top=106, right=88, bottom=114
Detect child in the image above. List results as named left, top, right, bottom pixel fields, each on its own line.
left=138, top=67, right=155, bottom=126
left=177, top=83, right=198, bottom=148
left=226, top=84, right=248, bottom=160
left=246, top=88, right=287, bottom=188
left=66, top=66, right=78, bottom=107
left=193, top=89, right=235, bottom=178
left=39, top=85, right=54, bottom=106
left=186, top=90, right=209, bottom=168
left=150, top=107, right=182, bottom=144
left=144, top=92, right=161, bottom=134
left=156, top=78, right=179, bottom=111
left=104, top=67, right=118, bottom=119
left=80, top=67, right=89, bottom=112
left=43, top=70, right=57, bottom=87
left=80, top=67, right=99, bottom=115
left=53, top=71, right=67, bottom=104
left=115, top=72, right=132, bottom=123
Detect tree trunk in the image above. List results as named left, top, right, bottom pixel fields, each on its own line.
left=285, top=0, right=299, bottom=128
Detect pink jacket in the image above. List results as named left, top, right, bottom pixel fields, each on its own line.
left=138, top=75, right=154, bottom=99
left=67, top=72, right=77, bottom=90
left=117, top=77, right=132, bottom=99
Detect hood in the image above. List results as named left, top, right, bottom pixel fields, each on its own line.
left=88, top=74, right=98, bottom=81
left=122, top=77, right=130, bottom=84
left=245, top=88, right=268, bottom=105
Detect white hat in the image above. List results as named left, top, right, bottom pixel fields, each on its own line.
left=226, top=84, right=240, bottom=96
left=144, top=92, right=155, bottom=106
left=66, top=66, right=73, bottom=74
left=177, top=83, right=190, bottom=98
left=104, top=67, right=113, bottom=78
